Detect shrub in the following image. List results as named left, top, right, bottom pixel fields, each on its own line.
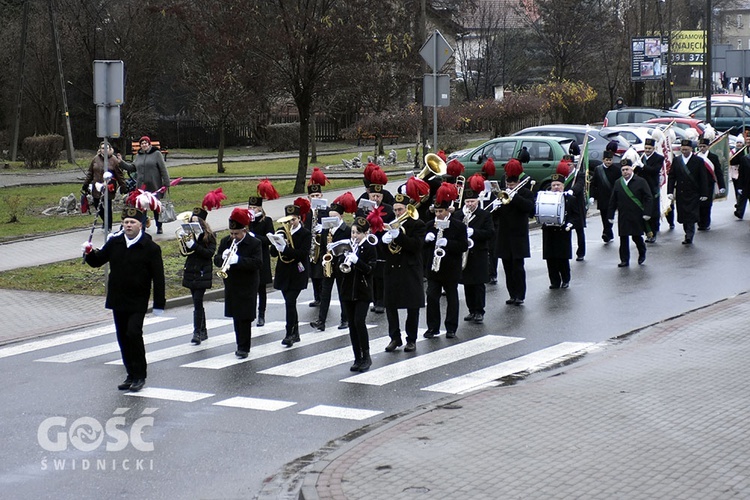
left=437, top=131, right=468, bottom=155
left=21, top=134, right=64, bottom=169
left=266, top=123, right=300, bottom=152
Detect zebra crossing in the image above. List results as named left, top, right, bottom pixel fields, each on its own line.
left=3, top=314, right=594, bottom=421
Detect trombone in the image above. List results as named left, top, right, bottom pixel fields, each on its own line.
left=492, top=176, right=535, bottom=211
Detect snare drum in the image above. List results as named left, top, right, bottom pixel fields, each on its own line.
left=535, top=191, right=565, bottom=226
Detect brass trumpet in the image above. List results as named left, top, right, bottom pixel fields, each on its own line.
left=492, top=177, right=535, bottom=211
left=384, top=204, right=419, bottom=254
left=216, top=239, right=238, bottom=278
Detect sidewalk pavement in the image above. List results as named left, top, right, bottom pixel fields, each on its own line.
left=261, top=292, right=750, bottom=500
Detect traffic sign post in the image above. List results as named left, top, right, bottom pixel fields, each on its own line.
left=93, top=60, right=124, bottom=139
left=419, top=30, right=454, bottom=151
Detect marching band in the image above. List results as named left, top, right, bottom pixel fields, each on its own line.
left=90, top=131, right=735, bottom=380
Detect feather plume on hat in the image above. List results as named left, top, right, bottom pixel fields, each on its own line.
left=702, top=124, right=716, bottom=143
left=436, top=182, right=459, bottom=206
left=257, top=179, right=280, bottom=200
left=684, top=128, right=699, bottom=142
left=651, top=128, right=664, bottom=143
left=622, top=147, right=642, bottom=168
left=202, top=187, right=227, bottom=211
left=366, top=206, right=385, bottom=234
left=504, top=158, right=523, bottom=178
left=406, top=176, right=430, bottom=202
left=127, top=185, right=162, bottom=212
left=437, top=150, right=447, bottom=162
left=333, top=192, right=357, bottom=213
left=468, top=173, right=485, bottom=193
left=556, top=160, right=573, bottom=176
left=363, top=162, right=380, bottom=182
left=293, top=197, right=311, bottom=219
left=229, top=207, right=252, bottom=226
left=369, top=167, right=388, bottom=185
left=446, top=159, right=465, bottom=177
left=482, top=157, right=496, bottom=177
left=308, top=167, right=329, bottom=186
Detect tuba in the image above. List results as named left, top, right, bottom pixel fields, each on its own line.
left=176, top=211, right=198, bottom=256
left=384, top=204, right=419, bottom=254
left=417, top=153, right=447, bottom=180
left=274, top=215, right=296, bottom=264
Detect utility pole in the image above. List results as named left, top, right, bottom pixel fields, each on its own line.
left=11, top=0, right=30, bottom=162
left=49, top=0, right=75, bottom=164
left=705, top=0, right=713, bottom=125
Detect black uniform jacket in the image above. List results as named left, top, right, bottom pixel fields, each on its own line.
left=249, top=214, right=274, bottom=285
left=322, top=221, right=351, bottom=281
left=590, top=163, right=622, bottom=211
left=382, top=217, right=426, bottom=309
left=494, top=187, right=535, bottom=260
left=668, top=153, right=709, bottom=224
left=339, top=240, right=377, bottom=302
left=270, top=224, right=312, bottom=291
left=637, top=152, right=664, bottom=195
left=609, top=176, right=654, bottom=236
left=181, top=233, right=216, bottom=290
left=424, top=217, right=469, bottom=283
left=454, top=207, right=493, bottom=285
left=213, top=234, right=262, bottom=320
left=85, top=231, right=165, bottom=312
left=541, top=193, right=576, bottom=260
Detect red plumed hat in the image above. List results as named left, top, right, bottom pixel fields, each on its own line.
left=366, top=206, right=385, bottom=234
left=202, top=187, right=227, bottom=211
left=437, top=150, right=447, bottom=162
left=406, top=176, right=430, bottom=202
left=308, top=167, right=329, bottom=186
left=468, top=173, right=485, bottom=193
left=482, top=157, right=496, bottom=177
left=446, top=159, right=465, bottom=177
left=294, top=197, right=311, bottom=219
left=257, top=179, right=280, bottom=200
left=369, top=167, right=388, bottom=186
left=333, top=192, right=357, bottom=213
left=504, top=159, right=523, bottom=178
left=363, top=162, right=380, bottom=182
left=229, top=207, right=252, bottom=227
left=556, top=160, right=573, bottom=176
left=435, top=182, right=459, bottom=206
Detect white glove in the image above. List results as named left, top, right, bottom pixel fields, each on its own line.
left=177, top=230, right=186, bottom=238
left=436, top=237, right=448, bottom=248
left=466, top=227, right=474, bottom=237
left=425, top=232, right=436, bottom=243
left=565, top=190, right=573, bottom=196
left=388, top=229, right=399, bottom=238
left=719, top=188, right=726, bottom=195
left=103, top=171, right=113, bottom=181
left=185, top=238, right=195, bottom=249
left=589, top=197, right=595, bottom=205
left=248, top=231, right=255, bottom=238
left=227, top=253, right=239, bottom=265
left=699, top=197, right=708, bottom=202
left=222, top=248, right=231, bottom=259
left=81, top=241, right=93, bottom=254
left=275, top=240, right=287, bottom=253
left=643, top=215, right=651, bottom=221
left=347, top=253, right=359, bottom=265
left=314, top=223, right=323, bottom=234
left=667, top=193, right=675, bottom=201
left=382, top=232, right=394, bottom=244
left=608, top=219, right=615, bottom=224
left=152, top=308, right=164, bottom=316
left=738, top=189, right=744, bottom=196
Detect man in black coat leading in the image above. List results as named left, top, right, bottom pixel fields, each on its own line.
left=83, top=206, right=165, bottom=392
left=589, top=151, right=622, bottom=242
left=608, top=159, right=653, bottom=267
left=214, top=208, right=263, bottom=359
left=668, top=139, right=709, bottom=244
left=636, top=138, right=665, bottom=242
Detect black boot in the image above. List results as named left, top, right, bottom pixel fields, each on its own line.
left=358, top=351, right=372, bottom=372
left=281, top=326, right=294, bottom=347
left=199, top=308, right=208, bottom=341
left=191, top=310, right=202, bottom=345
left=350, top=357, right=362, bottom=372
left=292, top=323, right=300, bottom=342
left=257, top=311, right=265, bottom=327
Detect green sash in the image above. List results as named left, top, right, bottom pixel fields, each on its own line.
left=620, top=177, right=652, bottom=235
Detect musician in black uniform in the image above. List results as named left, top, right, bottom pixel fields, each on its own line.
left=668, top=139, right=709, bottom=245
left=357, top=183, right=394, bottom=314
left=180, top=206, right=216, bottom=345
left=608, top=159, right=653, bottom=266
left=382, top=193, right=427, bottom=353
left=697, top=138, right=726, bottom=231
left=424, top=183, right=469, bottom=339
left=248, top=192, right=275, bottom=327
left=339, top=217, right=378, bottom=372
left=636, top=138, right=664, bottom=242
left=214, top=208, right=263, bottom=358
left=541, top=175, right=577, bottom=288
left=494, top=159, right=536, bottom=305
left=306, top=181, right=326, bottom=308
left=455, top=177, right=494, bottom=323
left=730, top=135, right=749, bottom=219
left=561, top=158, right=587, bottom=261
left=269, top=202, right=312, bottom=346
left=589, top=151, right=622, bottom=243
left=311, top=201, right=351, bottom=331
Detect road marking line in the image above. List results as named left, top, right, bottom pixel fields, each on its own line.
left=341, top=335, right=524, bottom=386
left=212, top=396, right=296, bottom=411
left=0, top=316, right=172, bottom=359
left=180, top=324, right=365, bottom=370
left=35, top=319, right=233, bottom=363
left=422, top=342, right=594, bottom=394
left=124, top=387, right=214, bottom=402
left=105, top=321, right=286, bottom=365
left=298, top=405, right=382, bottom=420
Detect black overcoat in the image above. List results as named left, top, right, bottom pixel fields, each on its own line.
left=383, top=217, right=426, bottom=309
left=609, top=176, right=654, bottom=236
left=213, top=234, right=262, bottom=320
left=249, top=215, right=274, bottom=285
left=181, top=233, right=216, bottom=290
left=424, top=218, right=469, bottom=283
left=339, top=240, right=377, bottom=302
left=542, top=193, right=576, bottom=260
left=668, top=153, right=708, bottom=225
left=271, top=225, right=312, bottom=291
left=494, top=187, right=535, bottom=259
left=590, top=163, right=622, bottom=213
left=454, top=207, right=493, bottom=284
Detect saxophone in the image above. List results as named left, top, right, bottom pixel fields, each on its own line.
left=461, top=208, right=475, bottom=270
left=431, top=219, right=450, bottom=272
left=321, top=230, right=334, bottom=278
left=309, top=207, right=321, bottom=264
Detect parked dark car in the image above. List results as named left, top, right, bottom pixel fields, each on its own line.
left=689, top=103, right=750, bottom=134
left=603, top=107, right=688, bottom=127
left=512, top=124, right=630, bottom=165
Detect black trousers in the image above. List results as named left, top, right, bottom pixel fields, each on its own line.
left=599, top=210, right=614, bottom=241
left=311, top=277, right=322, bottom=302
left=342, top=300, right=370, bottom=360
left=372, top=261, right=385, bottom=307
left=190, top=288, right=206, bottom=334
left=683, top=222, right=696, bottom=241
left=112, top=310, right=147, bottom=380
left=257, top=282, right=267, bottom=315
left=463, top=283, right=486, bottom=315
left=574, top=225, right=585, bottom=258
left=386, top=306, right=420, bottom=343
left=282, top=289, right=301, bottom=334
left=733, top=179, right=747, bottom=217
left=426, top=278, right=459, bottom=334
left=546, top=258, right=571, bottom=287
left=619, top=234, right=646, bottom=263
left=318, top=276, right=347, bottom=324
left=698, top=199, right=714, bottom=229
left=233, top=317, right=253, bottom=352
left=92, top=196, right=114, bottom=230
left=488, top=244, right=499, bottom=280
left=501, top=258, right=526, bottom=301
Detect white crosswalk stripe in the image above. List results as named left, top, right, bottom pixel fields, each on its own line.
left=124, top=387, right=214, bottom=402
left=35, top=319, right=233, bottom=363
left=341, top=335, right=524, bottom=386
left=213, top=396, right=296, bottom=411
left=0, top=316, right=172, bottom=359
left=421, top=342, right=595, bottom=394
left=298, top=405, right=382, bottom=420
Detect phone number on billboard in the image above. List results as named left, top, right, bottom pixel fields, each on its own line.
left=670, top=53, right=703, bottom=64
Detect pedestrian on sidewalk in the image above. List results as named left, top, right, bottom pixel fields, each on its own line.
left=125, top=136, right=169, bottom=234
left=82, top=206, right=165, bottom=392
left=82, top=142, right=131, bottom=230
